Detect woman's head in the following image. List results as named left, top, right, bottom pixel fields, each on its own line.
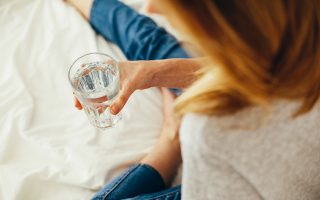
left=156, top=0, right=320, bottom=116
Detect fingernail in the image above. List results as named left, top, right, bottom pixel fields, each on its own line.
left=110, top=105, right=117, bottom=115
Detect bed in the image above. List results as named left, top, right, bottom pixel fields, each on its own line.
left=0, top=0, right=172, bottom=199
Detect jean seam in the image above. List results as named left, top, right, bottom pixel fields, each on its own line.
left=101, top=164, right=141, bottom=200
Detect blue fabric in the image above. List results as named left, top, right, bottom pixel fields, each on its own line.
left=126, top=185, right=181, bottom=200
left=91, top=164, right=181, bottom=200
left=89, top=0, right=189, bottom=61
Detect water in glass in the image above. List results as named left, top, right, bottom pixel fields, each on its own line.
left=72, top=61, right=121, bottom=128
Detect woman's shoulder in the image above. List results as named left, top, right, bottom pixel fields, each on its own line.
left=180, top=99, right=320, bottom=151
left=180, top=100, right=320, bottom=199
left=180, top=100, right=320, bottom=200
left=182, top=99, right=320, bottom=133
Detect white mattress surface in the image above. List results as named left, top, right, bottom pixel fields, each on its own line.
left=0, top=0, right=165, bottom=199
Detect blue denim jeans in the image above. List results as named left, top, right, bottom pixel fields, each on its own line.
left=89, top=0, right=186, bottom=199
left=89, top=0, right=189, bottom=96
left=89, top=0, right=189, bottom=61
left=91, top=164, right=181, bottom=200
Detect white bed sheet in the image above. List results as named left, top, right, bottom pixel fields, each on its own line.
left=0, top=0, right=166, bottom=199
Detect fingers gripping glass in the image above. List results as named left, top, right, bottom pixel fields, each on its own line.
left=68, top=53, right=121, bottom=129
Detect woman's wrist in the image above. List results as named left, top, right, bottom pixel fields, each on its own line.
left=134, top=60, right=162, bottom=89
left=140, top=58, right=202, bottom=89
left=143, top=59, right=171, bottom=88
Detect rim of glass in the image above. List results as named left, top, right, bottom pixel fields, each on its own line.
left=68, top=52, right=117, bottom=91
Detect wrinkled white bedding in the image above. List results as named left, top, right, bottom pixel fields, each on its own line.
left=0, top=0, right=166, bottom=199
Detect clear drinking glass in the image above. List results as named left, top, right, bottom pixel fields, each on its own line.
left=68, top=53, right=121, bottom=129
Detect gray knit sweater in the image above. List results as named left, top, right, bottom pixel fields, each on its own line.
left=180, top=100, right=320, bottom=200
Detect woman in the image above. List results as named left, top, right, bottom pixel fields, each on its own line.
left=68, top=0, right=320, bottom=199
left=67, top=0, right=199, bottom=199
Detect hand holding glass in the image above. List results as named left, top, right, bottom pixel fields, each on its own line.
left=68, top=53, right=121, bottom=129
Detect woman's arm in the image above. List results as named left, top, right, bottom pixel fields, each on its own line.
left=74, top=58, right=202, bottom=112
left=141, top=88, right=181, bottom=187
left=74, top=58, right=203, bottom=112
left=145, top=58, right=201, bottom=89
left=109, top=58, right=202, bottom=114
